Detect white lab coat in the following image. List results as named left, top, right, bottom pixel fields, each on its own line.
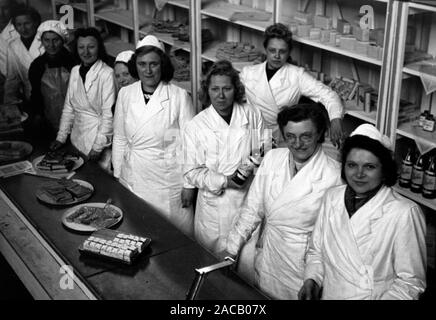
left=0, top=21, right=18, bottom=76
left=57, top=60, right=115, bottom=158
left=4, top=30, right=44, bottom=102
left=304, top=185, right=427, bottom=300
left=240, top=61, right=343, bottom=143
left=227, top=147, right=343, bottom=299
left=112, top=80, right=195, bottom=236
left=183, top=103, right=264, bottom=260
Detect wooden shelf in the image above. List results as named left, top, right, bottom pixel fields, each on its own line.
left=394, top=184, right=436, bottom=211
left=409, top=1, right=436, bottom=14
left=167, top=0, right=190, bottom=10
left=141, top=30, right=191, bottom=53
left=293, top=35, right=383, bottom=66
left=344, top=101, right=377, bottom=124
left=56, top=0, right=87, bottom=12
left=95, top=9, right=152, bottom=31
left=397, top=121, right=436, bottom=149
left=403, top=61, right=436, bottom=78
left=202, top=41, right=258, bottom=72
left=201, top=0, right=273, bottom=33
left=103, top=37, right=135, bottom=58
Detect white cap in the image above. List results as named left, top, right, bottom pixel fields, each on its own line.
left=350, top=124, right=392, bottom=150
left=37, top=20, right=69, bottom=42
left=115, top=50, right=134, bottom=64
left=136, top=35, right=164, bottom=51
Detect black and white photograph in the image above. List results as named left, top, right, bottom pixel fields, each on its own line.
left=0, top=0, right=435, bottom=312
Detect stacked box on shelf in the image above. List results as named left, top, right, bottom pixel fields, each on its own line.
left=398, top=100, right=420, bottom=125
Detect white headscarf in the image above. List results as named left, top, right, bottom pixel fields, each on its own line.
left=136, top=35, right=164, bottom=51
left=115, top=50, right=134, bottom=64
left=36, top=20, right=68, bottom=42
left=350, top=124, right=392, bottom=150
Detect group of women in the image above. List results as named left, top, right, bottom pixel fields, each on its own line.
left=0, top=4, right=427, bottom=300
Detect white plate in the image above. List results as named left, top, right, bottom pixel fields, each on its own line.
left=62, top=202, right=123, bottom=232
left=0, top=140, right=33, bottom=162
left=35, top=179, right=94, bottom=206
left=32, top=154, right=84, bottom=176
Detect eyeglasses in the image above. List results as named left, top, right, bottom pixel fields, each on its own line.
left=284, top=132, right=316, bottom=145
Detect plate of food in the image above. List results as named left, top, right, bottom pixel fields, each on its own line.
left=32, top=150, right=84, bottom=175
left=0, top=141, right=33, bottom=162
left=62, top=202, right=123, bottom=232
left=35, top=178, right=94, bottom=206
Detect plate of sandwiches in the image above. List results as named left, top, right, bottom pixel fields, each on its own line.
left=62, top=203, right=123, bottom=232
left=35, top=178, right=94, bottom=206
left=32, top=150, right=84, bottom=175
left=0, top=141, right=33, bottom=162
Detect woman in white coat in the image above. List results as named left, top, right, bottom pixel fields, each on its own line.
left=113, top=50, right=137, bottom=93
left=225, top=103, right=343, bottom=300
left=4, top=4, right=43, bottom=103
left=112, top=35, right=195, bottom=237
left=183, top=60, right=265, bottom=274
left=239, top=23, right=344, bottom=148
left=51, top=27, right=115, bottom=170
left=299, top=124, right=427, bottom=300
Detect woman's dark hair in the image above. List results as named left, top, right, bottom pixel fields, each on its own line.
left=128, top=46, right=174, bottom=82
left=73, top=27, right=108, bottom=64
left=11, top=4, right=41, bottom=28
left=263, top=23, right=293, bottom=53
left=341, top=135, right=398, bottom=187
left=277, top=103, right=329, bottom=144
left=199, top=60, right=245, bottom=107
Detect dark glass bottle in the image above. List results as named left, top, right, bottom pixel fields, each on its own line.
left=422, top=156, right=436, bottom=199
left=410, top=153, right=425, bottom=193
left=399, top=148, right=414, bottom=188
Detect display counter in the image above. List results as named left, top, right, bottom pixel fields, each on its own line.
left=0, top=140, right=266, bottom=300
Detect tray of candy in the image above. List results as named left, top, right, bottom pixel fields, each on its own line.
left=78, top=228, right=151, bottom=265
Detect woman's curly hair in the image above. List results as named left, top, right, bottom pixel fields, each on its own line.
left=263, top=23, right=293, bottom=52
left=199, top=60, right=245, bottom=107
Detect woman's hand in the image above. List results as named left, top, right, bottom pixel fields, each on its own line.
left=298, top=279, right=321, bottom=300
left=330, top=118, right=344, bottom=149
left=50, top=140, right=64, bottom=151
left=181, top=188, right=196, bottom=208
left=88, top=149, right=102, bottom=161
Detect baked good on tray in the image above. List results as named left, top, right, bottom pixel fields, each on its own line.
left=66, top=205, right=121, bottom=228
left=0, top=104, right=22, bottom=131
left=39, top=178, right=92, bottom=204
left=36, top=150, right=79, bottom=172
left=0, top=141, right=28, bottom=159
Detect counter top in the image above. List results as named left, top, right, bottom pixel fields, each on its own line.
left=0, top=140, right=266, bottom=300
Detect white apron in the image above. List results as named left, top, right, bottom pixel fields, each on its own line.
left=112, top=81, right=195, bottom=236
left=227, top=147, right=343, bottom=299
left=183, top=103, right=264, bottom=261
left=304, top=185, right=427, bottom=300
left=240, top=62, right=343, bottom=144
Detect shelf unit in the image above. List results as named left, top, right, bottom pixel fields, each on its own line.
left=47, top=0, right=435, bottom=213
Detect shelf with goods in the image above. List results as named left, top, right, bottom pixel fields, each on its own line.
left=381, top=0, right=436, bottom=211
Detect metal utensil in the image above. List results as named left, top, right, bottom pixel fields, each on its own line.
left=103, top=198, right=113, bottom=212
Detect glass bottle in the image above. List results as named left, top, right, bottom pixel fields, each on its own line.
left=399, top=148, right=414, bottom=188
left=410, top=153, right=425, bottom=193
left=231, top=151, right=262, bottom=186
left=422, top=156, right=436, bottom=199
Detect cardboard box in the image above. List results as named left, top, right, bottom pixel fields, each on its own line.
left=297, top=24, right=312, bottom=38
left=368, top=43, right=380, bottom=59
left=314, top=15, right=332, bottom=30
left=289, top=22, right=298, bottom=34
left=352, top=24, right=370, bottom=42
left=309, top=27, right=321, bottom=40
left=337, top=19, right=351, bottom=34
left=320, top=29, right=331, bottom=43
left=294, top=11, right=313, bottom=25
left=355, top=41, right=370, bottom=56
left=340, top=35, right=357, bottom=51
left=329, top=31, right=338, bottom=46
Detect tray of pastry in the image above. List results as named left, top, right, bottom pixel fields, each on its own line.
left=79, top=228, right=151, bottom=264
left=0, top=141, right=33, bottom=162
left=33, top=150, right=84, bottom=174
left=35, top=178, right=94, bottom=206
